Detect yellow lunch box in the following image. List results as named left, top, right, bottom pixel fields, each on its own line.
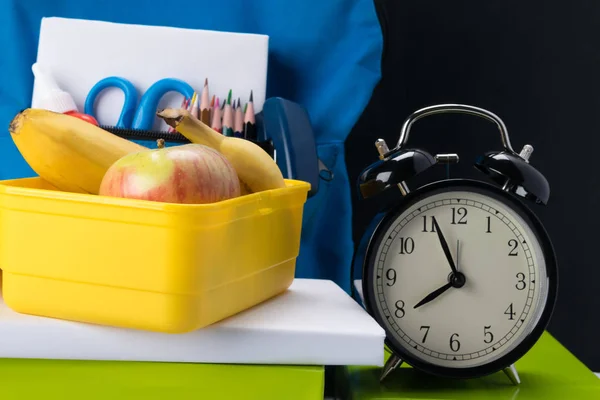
left=0, top=177, right=310, bottom=333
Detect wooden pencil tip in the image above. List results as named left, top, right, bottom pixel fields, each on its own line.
left=249, top=90, right=253, bottom=102
left=204, top=77, right=208, bottom=86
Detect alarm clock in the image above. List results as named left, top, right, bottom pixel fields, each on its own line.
left=352, top=104, right=558, bottom=385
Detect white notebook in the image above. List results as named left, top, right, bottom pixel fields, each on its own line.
left=0, top=278, right=385, bottom=366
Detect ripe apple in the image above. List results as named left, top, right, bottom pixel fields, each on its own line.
left=99, top=143, right=240, bottom=204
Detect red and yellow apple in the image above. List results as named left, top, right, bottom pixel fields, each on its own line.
left=99, top=143, right=240, bottom=204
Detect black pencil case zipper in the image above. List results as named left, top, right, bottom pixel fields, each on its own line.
left=101, top=126, right=276, bottom=159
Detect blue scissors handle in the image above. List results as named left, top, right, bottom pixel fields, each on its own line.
left=85, top=77, right=138, bottom=129
left=85, top=77, right=195, bottom=131
left=132, top=78, right=194, bottom=130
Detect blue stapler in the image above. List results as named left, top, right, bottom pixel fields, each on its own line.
left=256, top=97, right=326, bottom=198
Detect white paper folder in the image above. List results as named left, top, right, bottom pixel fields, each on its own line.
left=32, top=17, right=269, bottom=131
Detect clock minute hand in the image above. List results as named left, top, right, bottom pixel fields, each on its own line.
left=413, top=281, right=453, bottom=309
left=432, top=217, right=458, bottom=274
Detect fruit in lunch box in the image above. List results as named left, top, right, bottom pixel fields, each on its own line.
left=8, top=108, right=147, bottom=194
left=99, top=143, right=241, bottom=204
left=156, top=108, right=286, bottom=194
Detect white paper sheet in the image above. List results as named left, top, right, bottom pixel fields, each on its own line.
left=32, top=17, right=268, bottom=131
left=0, top=278, right=386, bottom=366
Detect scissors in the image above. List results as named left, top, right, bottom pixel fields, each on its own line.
left=84, top=77, right=195, bottom=131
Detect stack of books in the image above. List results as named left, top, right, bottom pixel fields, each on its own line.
left=0, top=278, right=385, bottom=399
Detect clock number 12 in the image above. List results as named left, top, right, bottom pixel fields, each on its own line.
left=451, top=207, right=467, bottom=225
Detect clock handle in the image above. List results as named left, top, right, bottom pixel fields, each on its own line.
left=394, top=104, right=520, bottom=156
left=389, top=103, right=549, bottom=205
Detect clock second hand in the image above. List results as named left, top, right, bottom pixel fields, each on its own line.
left=456, top=239, right=460, bottom=270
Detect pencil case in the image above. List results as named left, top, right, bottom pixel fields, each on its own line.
left=0, top=97, right=317, bottom=333
left=101, top=97, right=324, bottom=198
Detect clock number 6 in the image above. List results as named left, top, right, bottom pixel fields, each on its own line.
left=449, top=333, right=460, bottom=352
left=395, top=300, right=405, bottom=318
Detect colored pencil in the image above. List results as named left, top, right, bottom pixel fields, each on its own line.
left=189, top=92, right=199, bottom=119
left=234, top=98, right=244, bottom=137
left=211, top=97, right=222, bottom=133
left=209, top=94, right=215, bottom=124
left=222, top=89, right=234, bottom=137
left=243, top=90, right=256, bottom=140
left=200, top=78, right=210, bottom=125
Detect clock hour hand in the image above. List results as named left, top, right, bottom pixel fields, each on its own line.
left=432, top=217, right=458, bottom=274
left=413, top=281, right=453, bottom=309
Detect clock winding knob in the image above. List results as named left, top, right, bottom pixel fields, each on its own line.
left=357, top=138, right=436, bottom=199
left=375, top=139, right=390, bottom=159
left=519, top=145, right=534, bottom=162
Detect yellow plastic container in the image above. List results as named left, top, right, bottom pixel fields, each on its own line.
left=0, top=177, right=310, bottom=333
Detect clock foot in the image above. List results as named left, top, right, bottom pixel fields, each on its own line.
left=503, top=364, right=520, bottom=385
left=380, top=353, right=403, bottom=382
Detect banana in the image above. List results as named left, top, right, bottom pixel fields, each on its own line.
left=9, top=108, right=147, bottom=194
left=157, top=108, right=286, bottom=193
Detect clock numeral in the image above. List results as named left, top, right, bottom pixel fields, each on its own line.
left=451, top=207, right=467, bottom=225
left=485, top=216, right=491, bottom=233
left=504, top=303, right=516, bottom=320
left=421, top=216, right=436, bottom=233
left=398, top=237, right=415, bottom=254
left=386, top=268, right=396, bottom=287
left=395, top=300, right=405, bottom=319
left=515, top=272, right=526, bottom=290
left=484, top=325, right=494, bottom=344
left=420, top=325, right=430, bottom=343
left=508, top=239, right=519, bottom=256
left=449, top=333, right=461, bottom=352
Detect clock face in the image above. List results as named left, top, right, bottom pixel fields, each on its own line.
left=367, top=184, right=551, bottom=371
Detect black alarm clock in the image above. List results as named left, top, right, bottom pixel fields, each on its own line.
left=352, top=104, right=558, bottom=385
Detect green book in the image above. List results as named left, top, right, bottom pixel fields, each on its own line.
left=334, top=332, right=600, bottom=400
left=0, top=359, right=324, bottom=400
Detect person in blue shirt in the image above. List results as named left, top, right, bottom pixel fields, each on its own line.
left=0, top=0, right=383, bottom=293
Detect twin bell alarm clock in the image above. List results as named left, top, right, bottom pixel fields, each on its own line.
left=352, top=104, right=558, bottom=385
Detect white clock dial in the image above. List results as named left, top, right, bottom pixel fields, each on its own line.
left=371, top=188, right=549, bottom=368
